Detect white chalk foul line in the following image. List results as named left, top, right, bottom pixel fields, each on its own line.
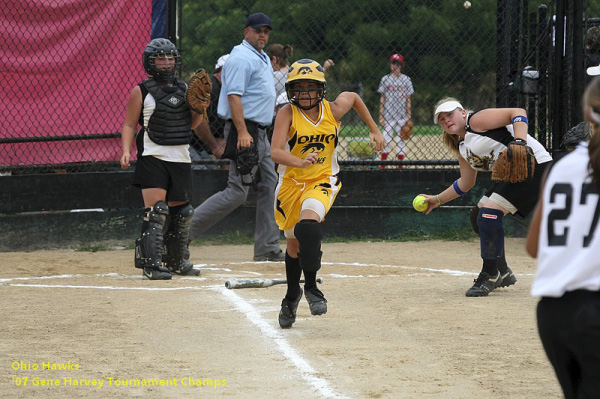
left=0, top=274, right=82, bottom=283
left=223, top=261, right=482, bottom=277
left=215, top=287, right=348, bottom=399
left=5, top=283, right=217, bottom=291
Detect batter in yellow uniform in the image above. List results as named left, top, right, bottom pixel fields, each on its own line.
left=271, top=59, right=384, bottom=329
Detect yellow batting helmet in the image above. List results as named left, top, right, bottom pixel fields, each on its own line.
left=285, top=59, right=327, bottom=110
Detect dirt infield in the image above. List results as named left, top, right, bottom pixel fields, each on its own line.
left=0, top=239, right=562, bottom=399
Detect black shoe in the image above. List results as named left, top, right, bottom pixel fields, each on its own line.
left=168, top=260, right=201, bottom=276
left=143, top=266, right=172, bottom=280
left=498, top=268, right=517, bottom=288
left=465, top=271, right=501, bottom=297
left=278, top=289, right=303, bottom=329
left=305, top=287, right=327, bottom=315
left=253, top=250, right=285, bottom=262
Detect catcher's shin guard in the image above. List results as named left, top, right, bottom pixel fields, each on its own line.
left=163, top=203, right=197, bottom=275
left=135, top=202, right=169, bottom=270
left=294, top=220, right=323, bottom=272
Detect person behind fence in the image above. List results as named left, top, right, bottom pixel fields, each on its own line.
left=189, top=12, right=285, bottom=262
left=267, top=44, right=294, bottom=99
left=271, top=59, right=385, bottom=328
left=378, top=53, right=414, bottom=168
left=266, top=43, right=334, bottom=100
left=560, top=49, right=600, bottom=152
left=525, top=76, right=600, bottom=399
left=120, top=38, right=206, bottom=280
left=585, top=26, right=600, bottom=86
left=191, top=54, right=229, bottom=168
left=417, top=98, right=552, bottom=297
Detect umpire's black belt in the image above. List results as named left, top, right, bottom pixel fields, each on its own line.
left=227, top=119, right=270, bottom=130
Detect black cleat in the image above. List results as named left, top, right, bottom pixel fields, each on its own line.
left=465, top=271, right=501, bottom=297
left=278, top=289, right=303, bottom=329
left=498, top=268, right=517, bottom=288
left=143, top=266, right=172, bottom=280
left=168, top=260, right=201, bottom=276
left=254, top=250, right=286, bottom=262
left=305, top=287, right=327, bottom=315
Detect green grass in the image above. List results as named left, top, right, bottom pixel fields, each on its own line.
left=75, top=243, right=130, bottom=252
left=339, top=124, right=442, bottom=138
left=191, top=227, right=478, bottom=246
left=326, top=227, right=477, bottom=243
left=191, top=231, right=255, bottom=246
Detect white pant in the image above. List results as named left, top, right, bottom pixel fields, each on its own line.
left=382, top=118, right=408, bottom=154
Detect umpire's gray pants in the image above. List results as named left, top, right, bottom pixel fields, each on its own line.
left=189, top=122, right=281, bottom=256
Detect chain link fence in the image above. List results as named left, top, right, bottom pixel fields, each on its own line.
left=0, top=0, right=593, bottom=174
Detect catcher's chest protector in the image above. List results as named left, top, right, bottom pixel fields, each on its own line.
left=143, top=78, right=193, bottom=145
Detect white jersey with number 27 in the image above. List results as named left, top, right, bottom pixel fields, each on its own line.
left=532, top=142, right=600, bottom=297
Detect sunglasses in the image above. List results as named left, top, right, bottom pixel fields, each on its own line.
left=251, top=27, right=271, bottom=34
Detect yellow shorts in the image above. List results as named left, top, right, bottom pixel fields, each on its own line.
left=274, top=176, right=341, bottom=232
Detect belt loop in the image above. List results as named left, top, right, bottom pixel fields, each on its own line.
left=292, top=177, right=306, bottom=191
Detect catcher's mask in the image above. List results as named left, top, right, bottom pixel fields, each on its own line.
left=285, top=59, right=326, bottom=110
left=143, top=38, right=181, bottom=84
left=237, top=143, right=261, bottom=188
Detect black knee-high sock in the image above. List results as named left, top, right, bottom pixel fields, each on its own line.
left=497, top=249, right=509, bottom=274
left=304, top=270, right=317, bottom=290
left=482, top=259, right=498, bottom=276
left=285, top=251, right=302, bottom=300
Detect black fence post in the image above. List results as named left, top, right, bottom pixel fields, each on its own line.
left=166, top=0, right=181, bottom=76
left=538, top=4, right=549, bottom=148
left=497, top=0, right=510, bottom=107
left=572, top=0, right=584, bottom=128
left=166, top=0, right=179, bottom=45
left=508, top=0, right=521, bottom=107
left=552, top=0, right=566, bottom=152
left=528, top=10, right=537, bottom=136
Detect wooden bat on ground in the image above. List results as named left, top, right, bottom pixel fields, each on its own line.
left=225, top=277, right=323, bottom=289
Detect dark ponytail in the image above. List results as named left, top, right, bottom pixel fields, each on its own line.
left=589, top=130, right=600, bottom=190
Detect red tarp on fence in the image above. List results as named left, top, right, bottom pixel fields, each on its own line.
left=0, top=0, right=150, bottom=165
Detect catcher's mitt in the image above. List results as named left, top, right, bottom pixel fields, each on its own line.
left=400, top=120, right=414, bottom=141
left=185, top=68, right=212, bottom=121
left=492, top=139, right=535, bottom=183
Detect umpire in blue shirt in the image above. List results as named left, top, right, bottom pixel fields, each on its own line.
left=190, top=12, right=284, bottom=261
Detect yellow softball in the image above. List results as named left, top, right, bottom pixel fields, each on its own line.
left=412, top=195, right=428, bottom=212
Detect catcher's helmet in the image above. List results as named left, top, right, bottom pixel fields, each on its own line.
left=285, top=59, right=326, bottom=110
left=143, top=38, right=181, bottom=83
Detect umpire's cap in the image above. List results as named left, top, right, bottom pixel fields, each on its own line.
left=245, top=13, right=272, bottom=29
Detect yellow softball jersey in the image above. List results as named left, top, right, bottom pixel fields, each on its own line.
left=277, top=99, right=341, bottom=181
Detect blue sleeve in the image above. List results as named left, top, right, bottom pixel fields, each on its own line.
left=224, top=58, right=252, bottom=97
